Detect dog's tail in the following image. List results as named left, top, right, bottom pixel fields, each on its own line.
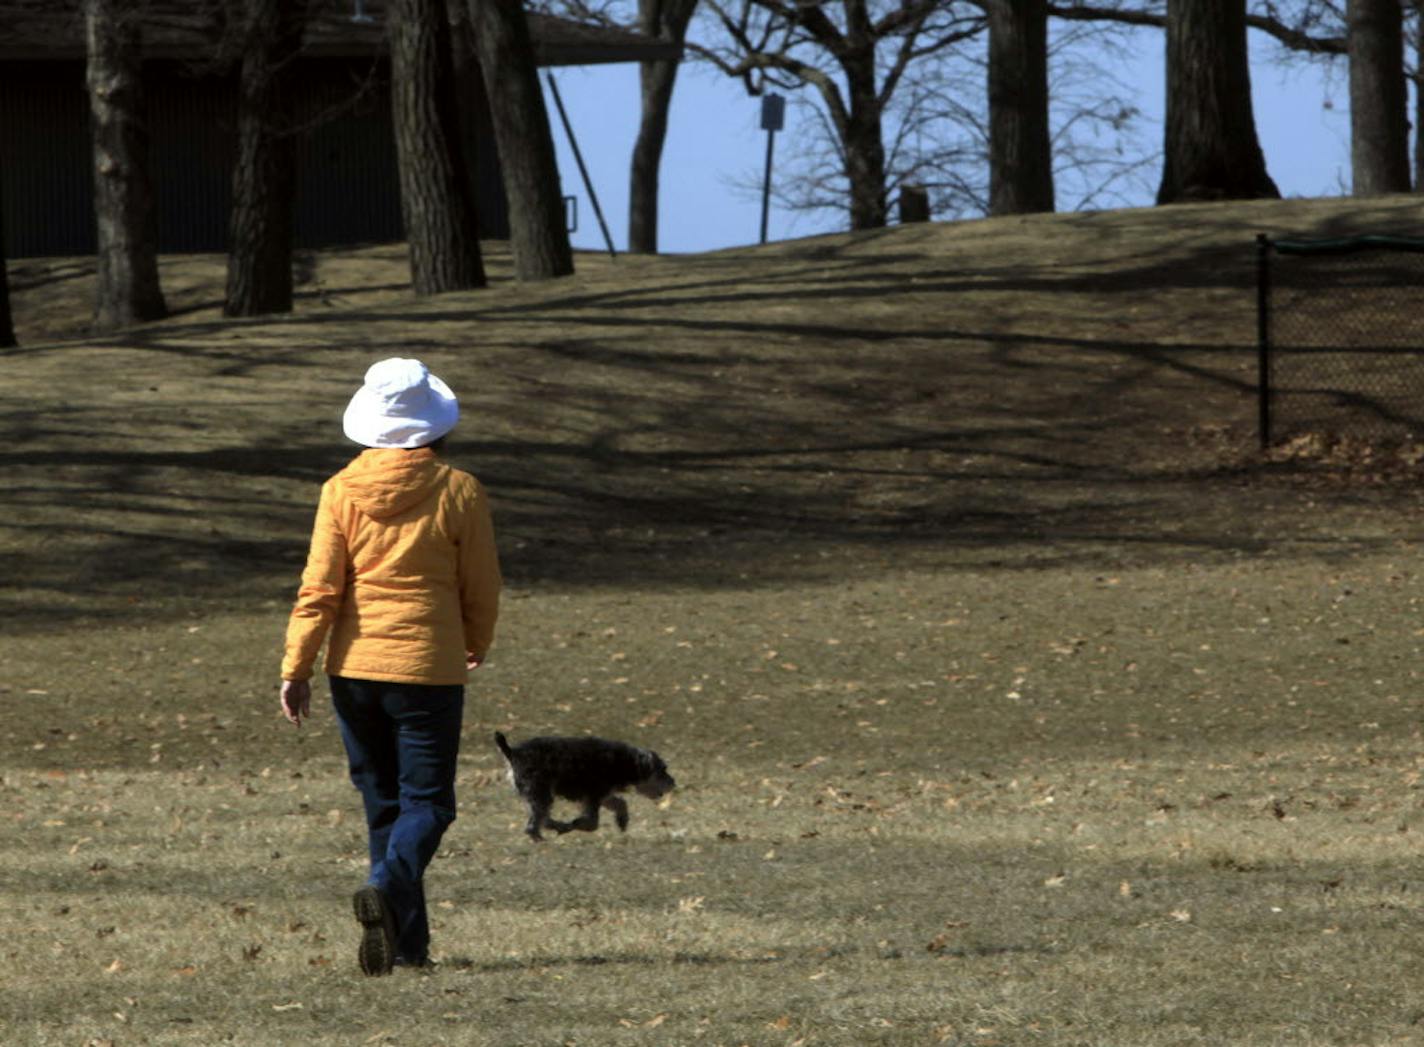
left=494, top=731, right=513, bottom=758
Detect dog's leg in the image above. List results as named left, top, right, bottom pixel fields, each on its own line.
left=524, top=784, right=555, bottom=841
left=562, top=798, right=602, bottom=833
left=602, top=795, right=629, bottom=831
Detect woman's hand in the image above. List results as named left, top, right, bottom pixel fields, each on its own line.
left=280, top=679, right=311, bottom=727
left=466, top=652, right=485, bottom=671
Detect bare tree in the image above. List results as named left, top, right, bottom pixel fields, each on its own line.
left=390, top=0, right=487, bottom=295
left=701, top=0, right=1171, bottom=228
left=86, top=0, right=168, bottom=331
left=702, top=0, right=988, bottom=230
left=1248, top=0, right=1410, bottom=192
left=1051, top=0, right=1413, bottom=198
left=1349, top=0, right=1411, bottom=192
left=465, top=0, right=574, bottom=279
left=225, top=0, right=309, bottom=316
left=1230, top=0, right=1410, bottom=193
left=718, top=11, right=1156, bottom=225
left=630, top=0, right=700, bottom=251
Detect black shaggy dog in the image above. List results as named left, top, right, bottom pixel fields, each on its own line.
left=495, top=732, right=676, bottom=841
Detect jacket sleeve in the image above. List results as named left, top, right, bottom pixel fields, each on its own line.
left=281, top=481, right=349, bottom=681
left=457, top=478, right=502, bottom=659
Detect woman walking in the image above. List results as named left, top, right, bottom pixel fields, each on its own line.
left=279, top=357, right=501, bottom=975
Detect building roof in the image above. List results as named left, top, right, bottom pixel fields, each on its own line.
left=0, top=0, right=680, bottom=66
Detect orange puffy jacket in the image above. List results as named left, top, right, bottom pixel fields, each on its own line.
left=281, top=447, right=501, bottom=685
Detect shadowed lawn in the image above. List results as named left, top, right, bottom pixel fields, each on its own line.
left=5, top=197, right=1424, bottom=1045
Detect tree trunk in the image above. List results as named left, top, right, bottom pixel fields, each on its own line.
left=447, top=1, right=493, bottom=235
left=466, top=0, right=573, bottom=280
left=389, top=0, right=486, bottom=296
left=844, top=49, right=888, bottom=230
left=1156, top=0, right=1280, bottom=203
left=1348, top=0, right=1410, bottom=194
left=86, top=0, right=167, bottom=330
left=988, top=0, right=1054, bottom=215
left=1416, top=3, right=1424, bottom=191
left=629, top=0, right=697, bottom=254
left=224, top=0, right=307, bottom=317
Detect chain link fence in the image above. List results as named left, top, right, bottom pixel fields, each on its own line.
left=1257, top=234, right=1424, bottom=450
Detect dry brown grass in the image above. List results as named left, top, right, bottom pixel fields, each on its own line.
left=7, top=197, right=1424, bottom=1045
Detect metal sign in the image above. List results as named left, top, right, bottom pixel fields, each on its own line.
left=759, top=94, right=784, bottom=244
left=760, top=93, right=785, bottom=132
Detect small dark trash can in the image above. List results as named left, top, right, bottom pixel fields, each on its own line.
left=899, top=186, right=930, bottom=224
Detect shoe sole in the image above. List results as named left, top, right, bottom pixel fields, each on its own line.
left=353, top=886, right=395, bottom=977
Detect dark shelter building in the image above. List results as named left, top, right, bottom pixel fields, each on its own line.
left=0, top=0, right=676, bottom=257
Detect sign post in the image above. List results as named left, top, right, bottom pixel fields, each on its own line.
left=759, top=93, right=784, bottom=245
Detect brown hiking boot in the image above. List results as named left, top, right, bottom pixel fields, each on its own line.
left=353, top=885, right=396, bottom=976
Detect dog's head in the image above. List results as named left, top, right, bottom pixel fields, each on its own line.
left=634, top=748, right=676, bottom=799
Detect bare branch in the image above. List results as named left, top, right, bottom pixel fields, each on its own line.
left=1047, top=1, right=1346, bottom=53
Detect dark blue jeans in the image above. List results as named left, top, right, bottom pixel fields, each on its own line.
left=329, top=675, right=464, bottom=963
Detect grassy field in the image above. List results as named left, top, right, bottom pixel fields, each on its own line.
left=6, top=197, right=1424, bottom=1045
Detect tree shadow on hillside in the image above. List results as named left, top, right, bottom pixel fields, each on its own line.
left=0, top=376, right=1398, bottom=637
left=6, top=202, right=1420, bottom=632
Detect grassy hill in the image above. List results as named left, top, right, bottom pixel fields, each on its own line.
left=9, top=195, right=1424, bottom=625
left=5, top=197, right=1424, bottom=1045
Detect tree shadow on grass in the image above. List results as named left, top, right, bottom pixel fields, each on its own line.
left=0, top=381, right=1391, bottom=638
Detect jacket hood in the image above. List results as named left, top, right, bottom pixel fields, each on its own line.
left=335, top=447, right=450, bottom=520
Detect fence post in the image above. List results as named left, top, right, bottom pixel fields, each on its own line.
left=1256, top=233, right=1272, bottom=450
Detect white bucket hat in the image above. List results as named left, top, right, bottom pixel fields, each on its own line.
left=342, top=357, right=460, bottom=449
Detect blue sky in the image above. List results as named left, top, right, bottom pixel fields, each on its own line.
left=541, top=25, right=1356, bottom=255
